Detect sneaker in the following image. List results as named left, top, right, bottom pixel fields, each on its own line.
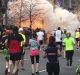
left=5, top=68, right=8, bottom=74
left=32, top=73, right=35, bottom=75
left=12, top=70, right=18, bottom=75
left=69, top=66, right=72, bottom=68
left=7, top=72, right=10, bottom=75
left=67, top=62, right=69, bottom=66
left=15, top=70, right=18, bottom=75
left=36, top=72, right=40, bottom=74
left=21, top=67, right=25, bottom=70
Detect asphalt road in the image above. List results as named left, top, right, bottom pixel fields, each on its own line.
left=0, top=49, right=80, bottom=75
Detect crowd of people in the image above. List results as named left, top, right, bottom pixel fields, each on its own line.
left=0, top=25, right=80, bottom=75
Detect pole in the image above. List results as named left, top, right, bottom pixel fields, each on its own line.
left=69, top=0, right=72, bottom=9
left=0, top=0, right=3, bottom=25
left=62, top=0, right=65, bottom=8
left=3, top=0, right=9, bottom=26
left=19, top=0, right=23, bottom=27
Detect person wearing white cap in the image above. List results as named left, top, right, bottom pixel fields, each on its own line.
left=18, top=28, right=26, bottom=70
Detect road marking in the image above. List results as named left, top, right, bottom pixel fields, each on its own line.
left=39, top=69, right=46, bottom=73
left=24, top=58, right=46, bottom=73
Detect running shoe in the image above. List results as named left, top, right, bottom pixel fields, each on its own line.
left=36, top=72, right=40, bottom=74
left=7, top=72, right=10, bottom=75
left=5, top=68, right=8, bottom=74
left=32, top=73, right=35, bottom=75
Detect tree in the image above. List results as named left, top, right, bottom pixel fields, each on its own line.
left=7, top=0, right=46, bottom=28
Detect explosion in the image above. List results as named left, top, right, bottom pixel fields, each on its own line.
left=8, top=0, right=80, bottom=35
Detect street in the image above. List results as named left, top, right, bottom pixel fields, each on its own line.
left=0, top=49, right=80, bottom=75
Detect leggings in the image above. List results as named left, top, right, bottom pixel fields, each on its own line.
left=46, top=62, right=60, bottom=75
left=66, top=50, right=74, bottom=66
left=30, top=55, right=39, bottom=64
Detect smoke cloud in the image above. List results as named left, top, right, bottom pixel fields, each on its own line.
left=39, top=0, right=80, bottom=35
left=8, top=0, right=80, bottom=35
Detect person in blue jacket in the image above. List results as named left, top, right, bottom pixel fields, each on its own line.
left=44, top=36, right=61, bottom=75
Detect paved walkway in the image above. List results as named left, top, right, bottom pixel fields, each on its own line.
left=0, top=49, right=80, bottom=75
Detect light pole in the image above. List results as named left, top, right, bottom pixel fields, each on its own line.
left=68, top=0, right=72, bottom=10
left=2, top=0, right=9, bottom=26
left=19, top=0, right=23, bottom=27
left=0, top=0, right=3, bottom=25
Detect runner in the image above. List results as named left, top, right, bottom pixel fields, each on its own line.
left=7, top=26, right=23, bottom=75
left=44, top=36, right=60, bottom=75
left=18, top=28, right=26, bottom=70
left=29, top=34, right=40, bottom=75
left=36, top=29, right=44, bottom=50
left=54, top=27, right=62, bottom=52
left=63, top=32, right=75, bottom=67
left=75, top=29, right=80, bottom=49
left=1, top=26, right=12, bottom=75
left=62, top=29, right=67, bottom=58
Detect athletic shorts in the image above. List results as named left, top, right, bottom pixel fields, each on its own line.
left=56, top=42, right=62, bottom=50
left=30, top=55, right=39, bottom=64
left=10, top=52, right=22, bottom=61
left=39, top=40, right=43, bottom=45
left=76, top=38, right=79, bottom=42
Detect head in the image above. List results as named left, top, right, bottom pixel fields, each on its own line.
left=4, top=26, right=13, bottom=35
left=32, top=34, right=37, bottom=39
left=18, top=28, right=24, bottom=33
left=12, top=26, right=19, bottom=34
left=49, top=36, right=55, bottom=44
left=79, top=28, right=80, bottom=32
left=57, top=27, right=61, bottom=30
left=66, top=32, right=71, bottom=38
left=76, top=29, right=79, bottom=32
left=63, top=29, right=67, bottom=34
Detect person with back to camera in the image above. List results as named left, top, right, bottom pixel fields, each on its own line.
left=44, top=36, right=61, bottom=75
left=54, top=27, right=62, bottom=52
left=63, top=32, right=75, bottom=68
left=29, top=34, right=40, bottom=75
left=18, top=28, right=26, bottom=70
left=7, top=26, right=23, bottom=75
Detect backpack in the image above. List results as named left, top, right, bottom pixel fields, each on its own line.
left=8, top=40, right=21, bottom=53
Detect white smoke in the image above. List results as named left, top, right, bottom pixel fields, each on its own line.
left=8, top=0, right=80, bottom=35
left=39, top=0, right=80, bottom=35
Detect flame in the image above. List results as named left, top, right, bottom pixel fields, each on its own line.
left=17, top=18, right=46, bottom=29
